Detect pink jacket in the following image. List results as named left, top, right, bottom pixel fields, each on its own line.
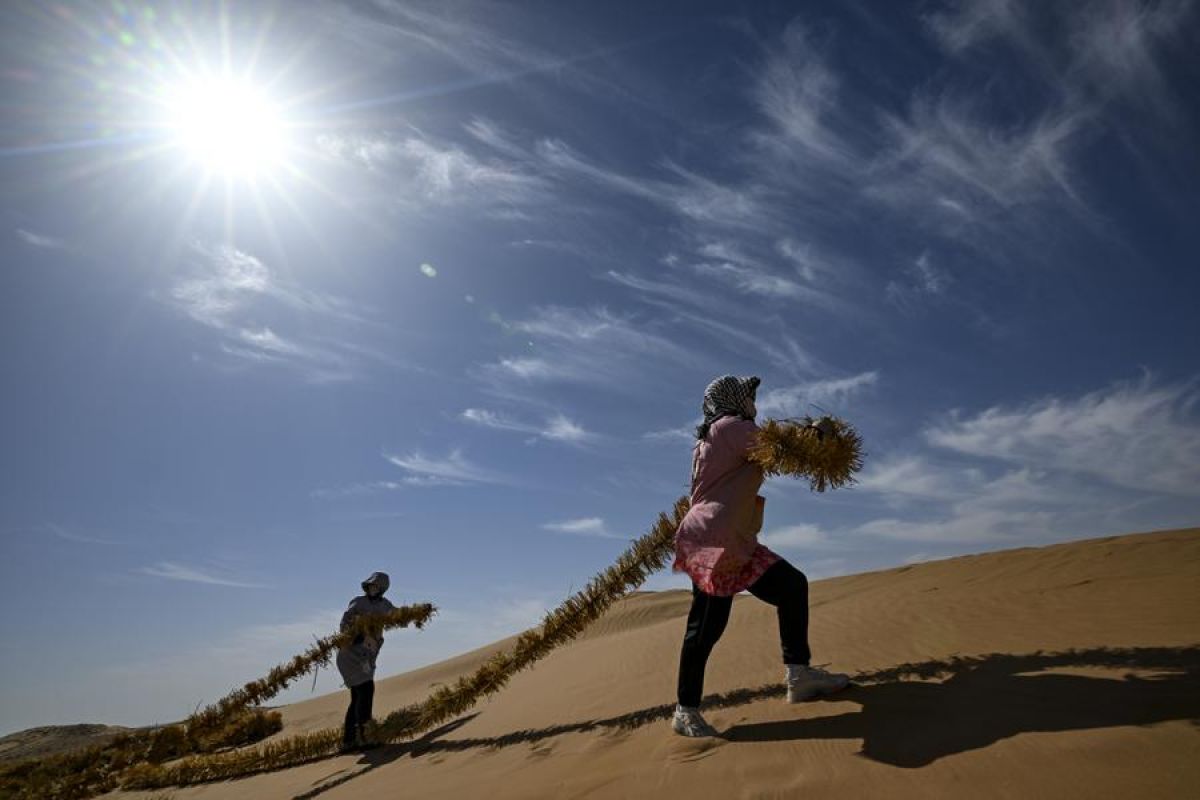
left=673, top=416, right=779, bottom=596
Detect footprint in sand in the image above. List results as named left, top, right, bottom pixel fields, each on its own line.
left=659, top=734, right=726, bottom=763
left=528, top=741, right=555, bottom=758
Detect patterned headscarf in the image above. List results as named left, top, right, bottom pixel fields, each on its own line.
left=695, top=375, right=760, bottom=440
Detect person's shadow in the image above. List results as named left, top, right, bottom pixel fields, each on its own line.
left=723, top=648, right=1200, bottom=767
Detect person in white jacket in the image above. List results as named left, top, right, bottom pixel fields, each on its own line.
left=336, top=571, right=396, bottom=749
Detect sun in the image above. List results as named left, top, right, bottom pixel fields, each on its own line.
left=163, top=76, right=291, bottom=177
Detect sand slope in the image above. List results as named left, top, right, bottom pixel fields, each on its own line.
left=112, top=528, right=1200, bottom=799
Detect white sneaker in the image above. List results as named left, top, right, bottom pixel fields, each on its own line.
left=786, top=664, right=850, bottom=702
left=671, top=705, right=719, bottom=738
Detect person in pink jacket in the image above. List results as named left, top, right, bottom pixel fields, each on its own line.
left=671, top=375, right=849, bottom=738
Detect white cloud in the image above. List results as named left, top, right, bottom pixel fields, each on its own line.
left=1069, top=0, right=1193, bottom=109
left=543, top=415, right=591, bottom=443
left=16, top=228, right=66, bottom=249
left=170, top=244, right=270, bottom=329
left=140, top=562, right=267, bottom=588
left=855, top=455, right=978, bottom=501
left=462, top=407, right=527, bottom=433
left=166, top=243, right=395, bottom=382
left=925, top=377, right=1200, bottom=496
left=855, top=507, right=1056, bottom=543
left=481, top=306, right=696, bottom=391
left=689, top=259, right=814, bottom=301
left=760, top=523, right=836, bottom=550
left=850, top=377, right=1200, bottom=544
left=384, top=449, right=505, bottom=485
left=461, top=408, right=594, bottom=444
left=40, top=523, right=120, bottom=546
left=316, top=132, right=547, bottom=211
left=643, top=426, right=695, bottom=442
left=869, top=95, right=1088, bottom=221
left=757, top=371, right=879, bottom=417
left=541, top=517, right=622, bottom=539
left=533, top=138, right=772, bottom=231
left=752, top=22, right=858, bottom=171
left=924, top=0, right=1031, bottom=54
left=886, top=251, right=951, bottom=310
left=603, top=270, right=822, bottom=378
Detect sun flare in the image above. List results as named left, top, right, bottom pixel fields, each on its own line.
left=164, top=77, right=290, bottom=177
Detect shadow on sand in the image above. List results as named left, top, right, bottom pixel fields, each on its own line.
left=293, top=645, right=1200, bottom=796
left=722, top=646, right=1200, bottom=767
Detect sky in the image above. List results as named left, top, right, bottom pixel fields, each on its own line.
left=1, top=0, right=1198, bottom=735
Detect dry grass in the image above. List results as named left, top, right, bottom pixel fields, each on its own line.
left=0, top=710, right=280, bottom=800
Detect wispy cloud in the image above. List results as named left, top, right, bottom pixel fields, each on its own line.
left=866, top=94, right=1090, bottom=235
left=140, top=562, right=268, bottom=588
left=758, top=371, right=879, bottom=417
left=166, top=243, right=395, bottom=382
left=541, top=517, right=622, bottom=539
left=40, top=523, right=120, bottom=546
left=16, top=228, right=66, bottom=249
left=604, top=270, right=821, bottom=378
left=384, top=449, right=507, bottom=486
left=745, top=16, right=1099, bottom=265
left=886, top=251, right=951, bottom=311
left=1068, top=0, right=1195, bottom=112
left=316, top=131, right=548, bottom=214
left=642, top=426, right=694, bottom=442
left=314, top=0, right=618, bottom=106
left=752, top=22, right=861, bottom=173
left=924, top=0, right=1197, bottom=132
left=480, top=306, right=697, bottom=392
left=170, top=244, right=269, bottom=328
left=461, top=408, right=595, bottom=444
left=924, top=0, right=1033, bottom=55
left=688, top=249, right=826, bottom=303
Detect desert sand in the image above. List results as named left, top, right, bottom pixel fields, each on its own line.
left=103, top=527, right=1199, bottom=799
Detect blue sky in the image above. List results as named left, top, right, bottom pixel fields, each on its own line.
left=1, top=0, right=1198, bottom=735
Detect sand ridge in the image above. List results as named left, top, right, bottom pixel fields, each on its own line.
left=108, top=527, right=1200, bottom=799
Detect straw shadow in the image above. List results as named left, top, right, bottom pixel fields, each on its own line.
left=292, top=715, right=478, bottom=800
left=722, top=646, right=1200, bottom=767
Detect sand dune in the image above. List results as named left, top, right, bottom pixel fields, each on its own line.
left=108, top=527, right=1200, bottom=799
left=0, top=726, right=132, bottom=765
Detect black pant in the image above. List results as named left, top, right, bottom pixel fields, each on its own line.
left=676, top=559, right=811, bottom=708
left=343, top=680, right=375, bottom=744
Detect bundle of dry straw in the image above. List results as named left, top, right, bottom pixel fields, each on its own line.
left=120, top=417, right=863, bottom=790
left=748, top=416, right=864, bottom=492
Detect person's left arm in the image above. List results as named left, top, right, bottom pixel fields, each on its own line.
left=724, top=418, right=761, bottom=462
